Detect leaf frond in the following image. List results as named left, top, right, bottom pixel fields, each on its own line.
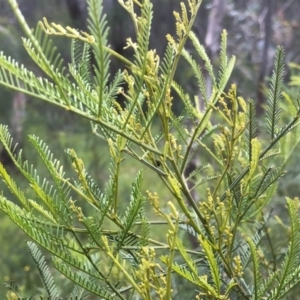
left=87, top=0, right=110, bottom=116
left=265, top=46, right=285, bottom=140
left=27, top=241, right=60, bottom=298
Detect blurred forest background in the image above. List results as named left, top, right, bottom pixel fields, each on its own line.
left=1, top=0, right=300, bottom=297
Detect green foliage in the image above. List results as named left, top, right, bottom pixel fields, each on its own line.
left=27, top=241, right=60, bottom=298
left=1, top=0, right=300, bottom=299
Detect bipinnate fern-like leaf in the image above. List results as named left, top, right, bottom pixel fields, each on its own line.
left=168, top=262, right=211, bottom=288
left=82, top=216, right=105, bottom=250
left=3, top=281, right=21, bottom=298
left=118, top=171, right=145, bottom=248
left=253, top=167, right=285, bottom=200
left=122, top=0, right=154, bottom=132
left=218, top=30, right=235, bottom=93
left=181, top=47, right=208, bottom=105
left=186, top=164, right=210, bottom=182
left=265, top=46, right=285, bottom=140
left=172, top=80, right=197, bottom=121
left=159, top=42, right=175, bottom=78
left=0, top=203, right=76, bottom=262
left=218, top=30, right=228, bottom=85
left=0, top=161, right=30, bottom=211
left=188, top=30, right=215, bottom=91
left=266, top=198, right=300, bottom=299
left=169, top=113, right=190, bottom=149
left=24, top=24, right=66, bottom=77
left=190, top=174, right=220, bottom=192
left=238, top=221, right=265, bottom=268
left=250, top=199, right=300, bottom=299
left=161, top=235, right=224, bottom=297
left=245, top=99, right=258, bottom=162
left=27, top=241, right=60, bottom=298
left=53, top=259, right=118, bottom=300
left=237, top=167, right=285, bottom=220
left=0, top=50, right=92, bottom=111
left=161, top=236, right=213, bottom=293
left=134, top=1, right=153, bottom=68
left=70, top=282, right=90, bottom=300
left=105, top=70, right=125, bottom=105
left=87, top=0, right=110, bottom=116
left=71, top=39, right=92, bottom=85
left=181, top=29, right=235, bottom=173
left=247, top=238, right=263, bottom=300
left=198, top=236, right=221, bottom=293
left=0, top=126, right=64, bottom=219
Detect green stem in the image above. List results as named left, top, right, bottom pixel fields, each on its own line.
left=170, top=158, right=213, bottom=241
